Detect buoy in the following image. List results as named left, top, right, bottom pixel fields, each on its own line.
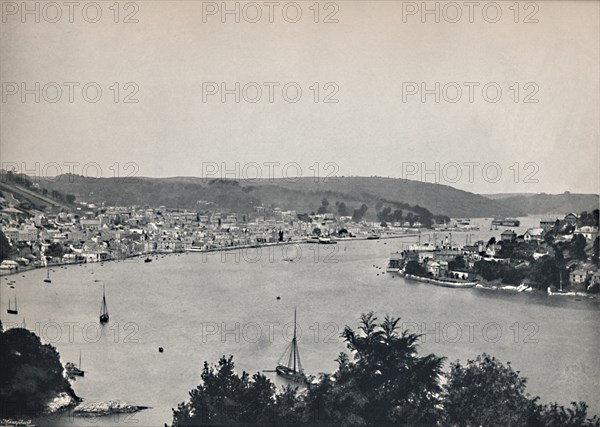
left=159, top=347, right=164, bottom=353
left=276, top=296, right=281, bottom=300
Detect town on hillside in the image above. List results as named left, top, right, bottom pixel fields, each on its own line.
left=0, top=189, right=443, bottom=273
left=1, top=171, right=598, bottom=296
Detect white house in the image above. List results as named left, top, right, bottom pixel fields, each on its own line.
left=524, top=228, right=544, bottom=242
left=575, top=226, right=598, bottom=241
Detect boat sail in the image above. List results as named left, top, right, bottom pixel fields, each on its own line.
left=276, top=309, right=304, bottom=382
left=7, top=295, right=18, bottom=315
left=99, top=285, right=109, bottom=324
left=44, top=265, right=52, bottom=283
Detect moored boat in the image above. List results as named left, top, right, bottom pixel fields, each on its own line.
left=67, top=351, right=85, bottom=377
left=318, top=236, right=336, bottom=244
left=492, top=218, right=521, bottom=227
left=43, top=265, right=51, bottom=283
left=7, top=295, right=18, bottom=315
left=99, top=285, right=109, bottom=324
left=276, top=309, right=304, bottom=382
left=400, top=270, right=478, bottom=288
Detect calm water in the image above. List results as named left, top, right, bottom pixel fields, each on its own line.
left=2, top=223, right=599, bottom=426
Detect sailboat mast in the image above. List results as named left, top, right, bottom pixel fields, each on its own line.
left=559, top=270, right=563, bottom=292
left=292, top=309, right=297, bottom=372
left=79, top=351, right=82, bottom=369
left=101, top=284, right=107, bottom=316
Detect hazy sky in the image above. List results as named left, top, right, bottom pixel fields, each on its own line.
left=1, top=0, right=599, bottom=195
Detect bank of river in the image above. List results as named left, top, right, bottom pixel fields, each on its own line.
left=1, top=236, right=598, bottom=426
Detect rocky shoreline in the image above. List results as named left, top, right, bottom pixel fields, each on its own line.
left=72, top=401, right=150, bottom=417
left=46, top=394, right=149, bottom=418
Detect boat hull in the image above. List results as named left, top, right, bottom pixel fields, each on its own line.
left=276, top=365, right=304, bottom=382
left=400, top=272, right=477, bottom=288
left=99, top=314, right=109, bottom=324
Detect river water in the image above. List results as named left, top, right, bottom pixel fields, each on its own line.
left=2, top=220, right=599, bottom=425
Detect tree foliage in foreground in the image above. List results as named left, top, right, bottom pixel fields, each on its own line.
left=443, top=354, right=535, bottom=426
left=0, top=327, right=78, bottom=417
left=171, top=313, right=599, bottom=427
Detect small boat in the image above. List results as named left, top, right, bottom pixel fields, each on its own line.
left=67, top=351, right=85, bottom=377
left=99, top=285, right=109, bottom=324
left=144, top=257, right=152, bottom=263
left=43, top=266, right=52, bottom=283
left=318, top=236, right=337, bottom=244
left=367, top=233, right=380, bottom=240
left=276, top=309, right=304, bottom=382
left=73, top=351, right=85, bottom=376
left=7, top=295, right=18, bottom=315
left=306, top=236, right=320, bottom=244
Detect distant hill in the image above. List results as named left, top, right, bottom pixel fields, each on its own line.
left=482, top=193, right=537, bottom=200
left=483, top=193, right=599, bottom=215
left=39, top=175, right=523, bottom=218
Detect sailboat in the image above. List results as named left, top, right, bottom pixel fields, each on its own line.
left=276, top=309, right=304, bottom=382
left=144, top=241, right=152, bottom=262
left=7, top=295, right=18, bottom=315
left=44, top=265, right=52, bottom=283
left=99, top=285, right=109, bottom=324
left=73, top=351, right=85, bottom=376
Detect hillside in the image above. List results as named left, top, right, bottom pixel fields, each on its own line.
left=0, top=181, right=70, bottom=210
left=38, top=175, right=522, bottom=218
left=483, top=193, right=599, bottom=215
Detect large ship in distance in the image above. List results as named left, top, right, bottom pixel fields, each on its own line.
left=492, top=218, right=521, bottom=227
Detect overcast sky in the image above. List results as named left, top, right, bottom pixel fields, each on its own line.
left=1, top=0, right=598, bottom=195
